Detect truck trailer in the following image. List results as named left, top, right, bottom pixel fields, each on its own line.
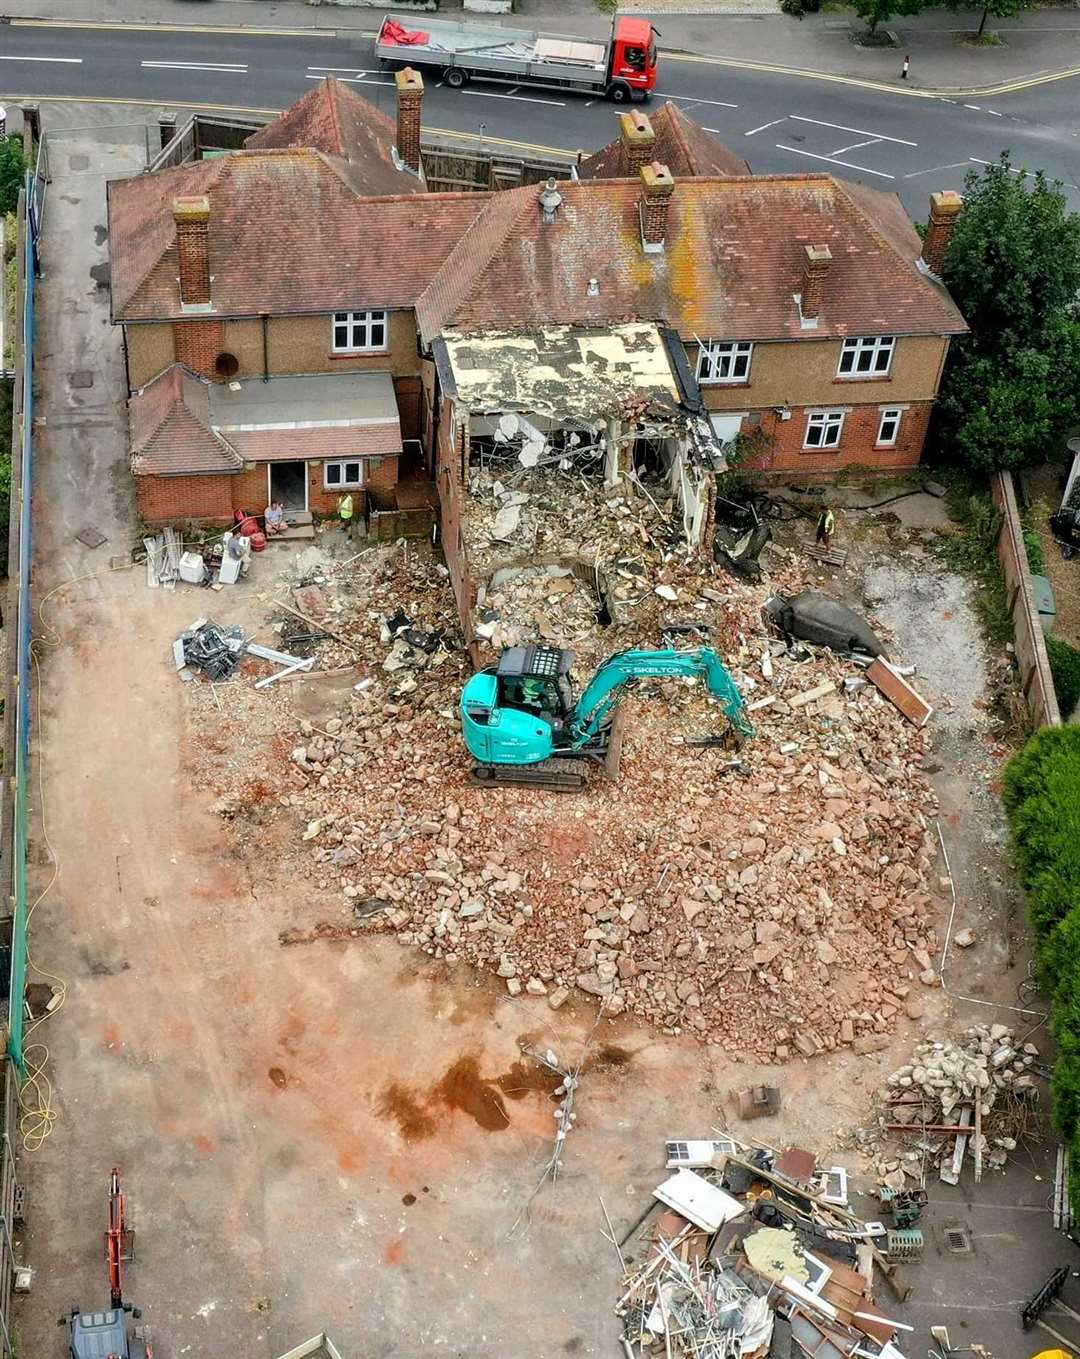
left=376, top=13, right=659, bottom=103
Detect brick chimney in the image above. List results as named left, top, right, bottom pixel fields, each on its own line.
left=801, top=244, right=832, bottom=321
left=639, top=161, right=675, bottom=252
left=620, top=110, right=655, bottom=178
left=394, top=66, right=424, bottom=175
left=173, top=195, right=211, bottom=307
left=922, top=189, right=963, bottom=277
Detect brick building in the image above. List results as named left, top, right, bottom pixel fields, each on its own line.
left=109, top=78, right=965, bottom=534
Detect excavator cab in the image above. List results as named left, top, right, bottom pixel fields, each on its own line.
left=493, top=645, right=575, bottom=720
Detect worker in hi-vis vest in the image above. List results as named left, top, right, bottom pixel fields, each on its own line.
left=338, top=492, right=354, bottom=534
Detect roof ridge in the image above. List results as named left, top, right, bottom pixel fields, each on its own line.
left=415, top=184, right=535, bottom=345
left=324, top=77, right=346, bottom=157
left=658, top=103, right=694, bottom=175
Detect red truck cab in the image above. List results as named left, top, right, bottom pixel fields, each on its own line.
left=608, top=17, right=659, bottom=99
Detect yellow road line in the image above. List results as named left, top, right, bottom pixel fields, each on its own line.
left=664, top=49, right=1080, bottom=98
left=11, top=16, right=1080, bottom=99
left=0, top=92, right=579, bottom=158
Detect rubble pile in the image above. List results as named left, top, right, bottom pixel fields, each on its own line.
left=881, top=1025, right=1041, bottom=1180
left=476, top=564, right=604, bottom=666
left=248, top=536, right=948, bottom=1062
left=618, top=1137, right=907, bottom=1359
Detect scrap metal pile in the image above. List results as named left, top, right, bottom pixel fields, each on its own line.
left=881, top=1025, right=1043, bottom=1184
left=618, top=1139, right=909, bottom=1359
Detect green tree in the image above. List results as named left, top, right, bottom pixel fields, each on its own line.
left=946, top=0, right=1029, bottom=40
left=0, top=136, right=26, bottom=217
left=852, top=0, right=925, bottom=35
left=935, top=155, right=1080, bottom=472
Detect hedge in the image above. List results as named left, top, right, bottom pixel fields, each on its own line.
left=1046, top=634, right=1080, bottom=718
left=1003, top=725, right=1080, bottom=1214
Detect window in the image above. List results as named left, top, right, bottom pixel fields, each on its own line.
left=331, top=310, right=388, bottom=354
left=877, top=407, right=903, bottom=447
left=697, top=340, right=753, bottom=384
left=838, top=335, right=895, bottom=377
left=804, top=410, right=845, bottom=450
left=324, top=460, right=364, bottom=489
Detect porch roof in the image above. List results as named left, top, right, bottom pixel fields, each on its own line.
left=129, top=367, right=403, bottom=476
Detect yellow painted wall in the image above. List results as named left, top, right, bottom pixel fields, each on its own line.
left=687, top=334, right=949, bottom=411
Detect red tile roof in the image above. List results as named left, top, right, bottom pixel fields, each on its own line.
left=129, top=365, right=241, bottom=476
left=579, top=102, right=751, bottom=180
left=416, top=173, right=966, bottom=345
left=245, top=77, right=423, bottom=198
left=223, top=423, right=402, bottom=462
left=109, top=149, right=487, bottom=321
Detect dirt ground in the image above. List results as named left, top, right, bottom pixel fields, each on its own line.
left=11, top=112, right=1065, bottom=1359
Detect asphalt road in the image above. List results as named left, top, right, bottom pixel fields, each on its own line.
left=1, top=22, right=1078, bottom=212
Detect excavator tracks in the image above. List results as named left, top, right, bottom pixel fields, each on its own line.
left=471, top=758, right=591, bottom=791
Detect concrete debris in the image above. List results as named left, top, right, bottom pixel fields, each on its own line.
left=882, top=1026, right=1042, bottom=1181
left=204, top=521, right=943, bottom=1060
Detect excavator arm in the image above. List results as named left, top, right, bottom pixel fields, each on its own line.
left=569, top=647, right=752, bottom=744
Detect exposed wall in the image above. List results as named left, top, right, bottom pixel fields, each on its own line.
left=690, top=335, right=949, bottom=413
left=435, top=397, right=480, bottom=662
left=738, top=401, right=932, bottom=476
left=992, top=469, right=1061, bottom=729
left=125, top=310, right=421, bottom=390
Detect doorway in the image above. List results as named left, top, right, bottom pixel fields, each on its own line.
left=268, top=461, right=308, bottom=512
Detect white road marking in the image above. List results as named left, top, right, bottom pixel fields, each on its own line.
left=307, top=65, right=380, bottom=74
left=304, top=74, right=393, bottom=85
left=655, top=91, right=738, bottom=108
left=0, top=53, right=83, bottom=62
left=460, top=88, right=566, bottom=106
left=987, top=108, right=1003, bottom=115
left=789, top=113, right=917, bottom=147
left=830, top=137, right=883, bottom=155
left=745, top=118, right=785, bottom=136
left=143, top=60, right=248, bottom=71
left=903, top=161, right=972, bottom=177
left=775, top=143, right=895, bottom=178
left=964, top=103, right=981, bottom=109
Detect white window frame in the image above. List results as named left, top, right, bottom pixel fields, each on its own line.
left=804, top=410, right=846, bottom=450
left=838, top=335, right=895, bottom=378
left=323, top=459, right=365, bottom=489
left=876, top=407, right=903, bottom=447
left=697, top=340, right=754, bottom=385
left=331, top=310, right=388, bottom=354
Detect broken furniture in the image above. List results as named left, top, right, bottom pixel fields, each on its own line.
left=732, top=1084, right=781, bottom=1120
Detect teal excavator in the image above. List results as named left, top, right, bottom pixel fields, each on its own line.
left=460, top=644, right=752, bottom=790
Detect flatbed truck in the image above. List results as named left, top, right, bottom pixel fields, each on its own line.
left=375, top=12, right=659, bottom=103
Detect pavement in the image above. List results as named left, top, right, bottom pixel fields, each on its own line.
left=5, top=0, right=1080, bottom=96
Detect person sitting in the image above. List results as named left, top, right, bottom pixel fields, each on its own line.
left=264, top=501, right=287, bottom=536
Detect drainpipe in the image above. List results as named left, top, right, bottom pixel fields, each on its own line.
left=261, top=312, right=269, bottom=383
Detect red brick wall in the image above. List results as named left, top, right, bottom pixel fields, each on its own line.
left=740, top=401, right=932, bottom=477
left=173, top=319, right=226, bottom=379
left=135, top=472, right=237, bottom=526
left=136, top=455, right=401, bottom=527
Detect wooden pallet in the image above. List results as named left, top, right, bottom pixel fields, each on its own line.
left=806, top=542, right=848, bottom=567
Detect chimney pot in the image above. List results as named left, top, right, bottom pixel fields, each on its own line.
left=173, top=195, right=211, bottom=307
left=539, top=177, right=563, bottom=221
left=394, top=66, right=425, bottom=175
left=801, top=244, right=832, bottom=321
left=619, top=109, right=656, bottom=178
left=922, top=189, right=963, bottom=277
left=639, top=162, right=675, bottom=251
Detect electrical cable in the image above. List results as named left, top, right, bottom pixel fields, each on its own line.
left=15, top=558, right=140, bottom=1150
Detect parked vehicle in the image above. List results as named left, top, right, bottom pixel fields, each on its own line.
left=376, top=13, right=659, bottom=103
left=1050, top=439, right=1080, bottom=558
